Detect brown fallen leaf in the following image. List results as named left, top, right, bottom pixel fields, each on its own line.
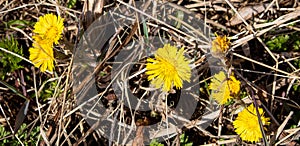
left=226, top=3, right=270, bottom=26
left=132, top=126, right=144, bottom=146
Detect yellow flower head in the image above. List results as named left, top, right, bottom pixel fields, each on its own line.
left=29, top=36, right=54, bottom=72
left=146, top=44, right=191, bottom=92
left=209, top=71, right=240, bottom=105
left=233, top=104, right=270, bottom=143
left=211, top=33, right=230, bottom=58
left=33, top=13, right=64, bottom=44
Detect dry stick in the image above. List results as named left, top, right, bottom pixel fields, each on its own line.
left=165, top=94, right=169, bottom=142
left=184, top=1, right=211, bottom=8
left=48, top=0, right=61, bottom=16
left=0, top=47, right=32, bottom=65
left=62, top=118, right=73, bottom=145
left=256, top=37, right=279, bottom=113
left=37, top=77, right=60, bottom=96
left=259, top=0, right=276, bottom=18
left=32, top=67, right=43, bottom=124
left=217, top=105, right=224, bottom=137
left=257, top=37, right=277, bottom=62
left=74, top=117, right=104, bottom=146
left=43, top=1, right=81, bottom=14
left=205, top=19, right=239, bottom=34
left=10, top=26, right=33, bottom=41
left=217, top=139, right=237, bottom=145
left=109, top=110, right=119, bottom=146
left=235, top=68, right=294, bottom=79
left=46, top=72, right=66, bottom=145
left=273, top=111, right=294, bottom=144
left=0, top=0, right=16, bottom=11
left=204, top=0, right=207, bottom=35
left=232, top=9, right=300, bottom=50
left=275, top=0, right=280, bottom=9
left=174, top=113, right=215, bottom=138
left=117, top=0, right=209, bottom=43
left=271, top=62, right=278, bottom=112
left=145, top=21, right=210, bottom=49
left=31, top=67, right=49, bottom=145
left=39, top=76, right=64, bottom=146
left=286, top=25, right=300, bottom=32
left=0, top=1, right=43, bottom=14
left=56, top=56, right=73, bottom=145
left=123, top=80, right=151, bottom=144
left=249, top=88, right=268, bottom=146
left=39, top=128, right=50, bottom=146
left=255, top=18, right=300, bottom=30
left=235, top=71, right=280, bottom=126
left=275, top=127, right=300, bottom=146
left=74, top=106, right=120, bottom=146
left=224, top=0, right=255, bottom=34
left=120, top=82, right=134, bottom=144
left=232, top=52, right=299, bottom=79
left=168, top=14, right=209, bottom=45
left=280, top=56, right=298, bottom=71
left=60, top=119, right=84, bottom=146
left=259, top=103, right=280, bottom=126
left=19, top=71, right=27, bottom=99
left=285, top=78, right=297, bottom=99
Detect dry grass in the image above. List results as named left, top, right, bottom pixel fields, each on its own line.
left=0, top=0, right=300, bottom=145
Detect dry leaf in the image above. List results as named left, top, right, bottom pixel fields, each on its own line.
left=226, top=3, right=269, bottom=26
left=132, top=126, right=144, bottom=146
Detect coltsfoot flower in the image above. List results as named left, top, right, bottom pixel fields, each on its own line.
left=29, top=13, right=64, bottom=72
left=33, top=13, right=64, bottom=44
left=29, top=36, right=54, bottom=72
left=211, top=33, right=230, bottom=58
left=209, top=71, right=240, bottom=104
left=146, top=44, right=191, bottom=92
left=233, top=104, right=270, bottom=143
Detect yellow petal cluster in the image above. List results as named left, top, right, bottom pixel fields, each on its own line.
left=233, top=104, right=270, bottom=143
left=33, top=14, right=64, bottom=44
left=211, top=34, right=230, bottom=58
left=146, top=44, right=191, bottom=92
left=209, top=71, right=240, bottom=104
left=29, top=13, right=64, bottom=72
left=29, top=36, right=54, bottom=72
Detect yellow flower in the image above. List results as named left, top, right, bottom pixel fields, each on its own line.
left=146, top=44, right=191, bottom=92
left=209, top=71, right=240, bottom=104
left=211, top=33, right=230, bottom=58
left=33, top=13, right=64, bottom=44
left=233, top=104, right=270, bottom=143
left=29, top=36, right=55, bottom=72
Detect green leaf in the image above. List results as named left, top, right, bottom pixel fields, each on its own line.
left=150, top=139, right=164, bottom=146
left=266, top=35, right=289, bottom=51
left=4, top=20, right=34, bottom=29
left=67, top=0, right=77, bottom=8
left=0, top=80, right=27, bottom=100
left=180, top=133, right=193, bottom=146
left=0, top=36, right=23, bottom=79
